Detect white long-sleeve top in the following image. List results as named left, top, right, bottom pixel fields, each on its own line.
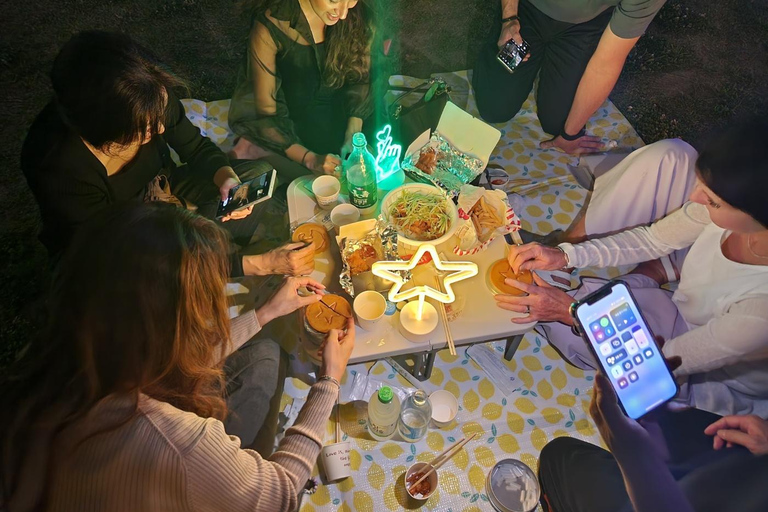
left=560, top=202, right=768, bottom=417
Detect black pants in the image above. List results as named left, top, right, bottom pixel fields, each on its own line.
left=538, top=410, right=768, bottom=512
left=472, top=0, right=612, bottom=135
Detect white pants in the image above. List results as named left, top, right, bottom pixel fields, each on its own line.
left=545, top=139, right=699, bottom=370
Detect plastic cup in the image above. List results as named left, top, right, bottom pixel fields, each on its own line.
left=320, top=441, right=351, bottom=482
left=353, top=291, right=387, bottom=331
left=312, top=175, right=341, bottom=210
left=330, top=204, right=361, bottom=234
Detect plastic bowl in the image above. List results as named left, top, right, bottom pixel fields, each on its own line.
left=380, top=184, right=458, bottom=250
left=405, top=461, right=438, bottom=501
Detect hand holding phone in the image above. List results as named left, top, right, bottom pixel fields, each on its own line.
left=571, top=280, right=678, bottom=419
left=497, top=38, right=531, bottom=74
left=216, top=168, right=277, bottom=219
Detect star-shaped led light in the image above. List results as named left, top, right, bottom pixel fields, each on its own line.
left=372, top=244, right=478, bottom=319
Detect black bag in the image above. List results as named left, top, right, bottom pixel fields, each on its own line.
left=387, top=77, right=451, bottom=149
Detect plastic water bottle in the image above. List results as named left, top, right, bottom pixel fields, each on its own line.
left=398, top=390, right=432, bottom=443
left=345, top=132, right=378, bottom=216
left=367, top=386, right=400, bottom=441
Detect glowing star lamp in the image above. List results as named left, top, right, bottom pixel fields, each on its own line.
left=372, top=244, right=478, bottom=343
left=374, top=124, right=405, bottom=191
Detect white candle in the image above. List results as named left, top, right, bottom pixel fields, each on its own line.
left=399, top=301, right=438, bottom=343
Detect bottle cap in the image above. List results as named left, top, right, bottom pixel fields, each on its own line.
left=378, top=386, right=394, bottom=403
left=352, top=132, right=367, bottom=147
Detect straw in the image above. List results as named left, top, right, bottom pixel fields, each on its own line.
left=433, top=276, right=456, bottom=355
left=408, top=432, right=479, bottom=491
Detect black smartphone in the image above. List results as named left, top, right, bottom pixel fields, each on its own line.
left=570, top=280, right=678, bottom=419
left=497, top=38, right=530, bottom=74
left=215, top=168, right=277, bottom=219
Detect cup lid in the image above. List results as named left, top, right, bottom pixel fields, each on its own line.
left=378, top=386, right=394, bottom=403
left=486, top=459, right=540, bottom=512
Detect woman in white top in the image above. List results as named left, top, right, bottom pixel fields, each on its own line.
left=496, top=118, right=768, bottom=419
left=0, top=202, right=354, bottom=512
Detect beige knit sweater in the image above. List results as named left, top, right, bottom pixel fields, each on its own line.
left=11, top=380, right=337, bottom=512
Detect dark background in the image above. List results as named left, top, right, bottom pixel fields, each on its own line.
left=1, top=0, right=767, bottom=365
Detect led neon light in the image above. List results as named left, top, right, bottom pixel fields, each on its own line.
left=374, top=124, right=402, bottom=183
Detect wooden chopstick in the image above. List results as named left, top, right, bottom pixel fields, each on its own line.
left=427, top=436, right=465, bottom=468
left=433, top=276, right=456, bottom=356
left=335, top=392, right=341, bottom=444
left=408, top=432, right=479, bottom=491
left=509, top=229, right=524, bottom=246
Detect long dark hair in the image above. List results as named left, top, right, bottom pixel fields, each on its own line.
left=51, top=31, right=185, bottom=152
left=0, top=202, right=232, bottom=510
left=697, top=116, right=768, bottom=227
left=240, top=0, right=374, bottom=88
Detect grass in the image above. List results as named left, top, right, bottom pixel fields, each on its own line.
left=1, top=0, right=767, bottom=367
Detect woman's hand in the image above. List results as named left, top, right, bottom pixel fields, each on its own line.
left=306, top=151, right=342, bottom=175
left=494, top=273, right=573, bottom=324
left=704, top=415, right=768, bottom=455
left=243, top=242, right=316, bottom=276
left=507, top=242, right=567, bottom=273
left=256, top=276, right=325, bottom=326
left=318, top=317, right=356, bottom=382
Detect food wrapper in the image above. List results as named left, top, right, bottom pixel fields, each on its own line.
left=453, top=184, right=521, bottom=255
left=402, top=131, right=485, bottom=197
left=339, top=219, right=401, bottom=297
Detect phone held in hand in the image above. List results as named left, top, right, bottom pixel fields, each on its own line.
left=216, top=168, right=277, bottom=219
left=570, top=280, right=678, bottom=419
left=497, top=38, right=530, bottom=74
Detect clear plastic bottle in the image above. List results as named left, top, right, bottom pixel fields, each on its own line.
left=398, top=390, right=432, bottom=443
left=367, top=386, right=400, bottom=441
left=345, top=132, right=378, bottom=216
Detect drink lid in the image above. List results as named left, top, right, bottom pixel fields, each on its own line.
left=352, top=132, right=367, bottom=147
left=378, top=386, right=394, bottom=403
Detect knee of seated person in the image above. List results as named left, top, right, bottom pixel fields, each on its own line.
left=231, top=158, right=275, bottom=181
left=537, top=112, right=565, bottom=138
left=539, top=436, right=583, bottom=467
left=475, top=98, right=519, bottom=124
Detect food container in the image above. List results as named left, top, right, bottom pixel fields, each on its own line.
left=428, top=390, right=458, bottom=427
left=380, top=183, right=459, bottom=253
left=405, top=461, right=438, bottom=501
left=486, top=459, right=540, bottom=512
left=486, top=259, right=533, bottom=296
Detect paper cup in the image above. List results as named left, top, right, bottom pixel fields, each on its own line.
left=312, top=175, right=341, bottom=210
left=429, top=390, right=458, bottom=427
left=405, top=461, right=438, bottom=501
left=321, top=441, right=351, bottom=482
left=330, top=204, right=361, bottom=234
left=353, top=291, right=387, bottom=331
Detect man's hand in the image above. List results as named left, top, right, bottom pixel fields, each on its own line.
left=704, top=415, right=768, bottom=455
left=256, top=276, right=325, bottom=326
left=243, top=242, right=316, bottom=276
left=494, top=273, right=573, bottom=324
left=541, top=134, right=604, bottom=155
left=508, top=242, right=567, bottom=274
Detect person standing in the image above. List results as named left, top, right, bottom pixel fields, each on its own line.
left=473, top=0, right=666, bottom=154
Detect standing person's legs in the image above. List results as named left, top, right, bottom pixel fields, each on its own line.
left=535, top=8, right=612, bottom=135
left=222, top=336, right=285, bottom=457
left=538, top=437, right=630, bottom=512
left=471, top=0, right=546, bottom=123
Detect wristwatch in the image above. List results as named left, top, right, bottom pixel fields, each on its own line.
left=560, top=127, right=586, bottom=141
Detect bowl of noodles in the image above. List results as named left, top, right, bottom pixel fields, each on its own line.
left=381, top=184, right=459, bottom=250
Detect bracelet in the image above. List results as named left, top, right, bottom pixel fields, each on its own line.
left=318, top=375, right=340, bottom=388
left=555, top=245, right=570, bottom=269
left=501, top=15, right=519, bottom=23
left=301, top=149, right=312, bottom=167
left=560, top=127, right=586, bottom=141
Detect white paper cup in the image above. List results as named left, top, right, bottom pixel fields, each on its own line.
left=429, top=390, right=458, bottom=428
left=320, top=441, right=351, bottom=482
left=353, top=291, right=387, bottom=331
left=405, top=461, right=438, bottom=501
left=312, top=175, right=341, bottom=210
left=330, top=204, right=361, bottom=234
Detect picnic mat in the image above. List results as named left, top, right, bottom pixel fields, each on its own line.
left=182, top=69, right=644, bottom=511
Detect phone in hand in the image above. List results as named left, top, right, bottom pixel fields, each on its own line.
left=497, top=38, right=530, bottom=74
left=570, top=280, right=678, bottom=419
left=216, top=168, right=277, bottom=219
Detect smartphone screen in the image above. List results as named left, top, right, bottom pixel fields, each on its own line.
left=574, top=281, right=677, bottom=419
left=216, top=169, right=277, bottom=219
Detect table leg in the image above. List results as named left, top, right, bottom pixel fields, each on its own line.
left=390, top=350, right=438, bottom=382
left=504, top=334, right=524, bottom=361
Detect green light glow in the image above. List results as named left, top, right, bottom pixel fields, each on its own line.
left=374, top=124, right=401, bottom=182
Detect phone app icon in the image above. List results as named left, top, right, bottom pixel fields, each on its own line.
left=618, top=378, right=629, bottom=389
left=596, top=331, right=605, bottom=342
left=599, top=316, right=610, bottom=328
left=628, top=371, right=639, bottom=383
left=621, top=331, right=632, bottom=342
left=590, top=320, right=602, bottom=332
left=622, top=360, right=633, bottom=371
left=600, top=343, right=612, bottom=356
left=625, top=340, right=639, bottom=355
left=632, top=326, right=650, bottom=348
left=611, top=366, right=624, bottom=379
left=633, top=354, right=644, bottom=365
left=644, top=348, right=654, bottom=359
left=610, top=302, right=637, bottom=331
left=611, top=338, right=622, bottom=349
left=604, top=325, right=616, bottom=337
left=606, top=349, right=627, bottom=366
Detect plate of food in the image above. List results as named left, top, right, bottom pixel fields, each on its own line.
left=380, top=183, right=459, bottom=249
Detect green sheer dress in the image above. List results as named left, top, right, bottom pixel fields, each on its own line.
left=229, top=0, right=373, bottom=157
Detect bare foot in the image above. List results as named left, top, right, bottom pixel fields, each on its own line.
left=229, top=138, right=272, bottom=160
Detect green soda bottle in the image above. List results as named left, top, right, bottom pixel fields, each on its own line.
left=346, top=132, right=378, bottom=216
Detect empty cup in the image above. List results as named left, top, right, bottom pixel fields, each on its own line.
left=312, top=175, right=341, bottom=210
left=330, top=203, right=360, bottom=234
left=353, top=291, right=387, bottom=331
left=320, top=441, right=351, bottom=482
left=429, top=390, right=458, bottom=427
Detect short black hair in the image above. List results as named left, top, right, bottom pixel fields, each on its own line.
left=697, top=116, right=768, bottom=227
left=51, top=31, right=184, bottom=151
